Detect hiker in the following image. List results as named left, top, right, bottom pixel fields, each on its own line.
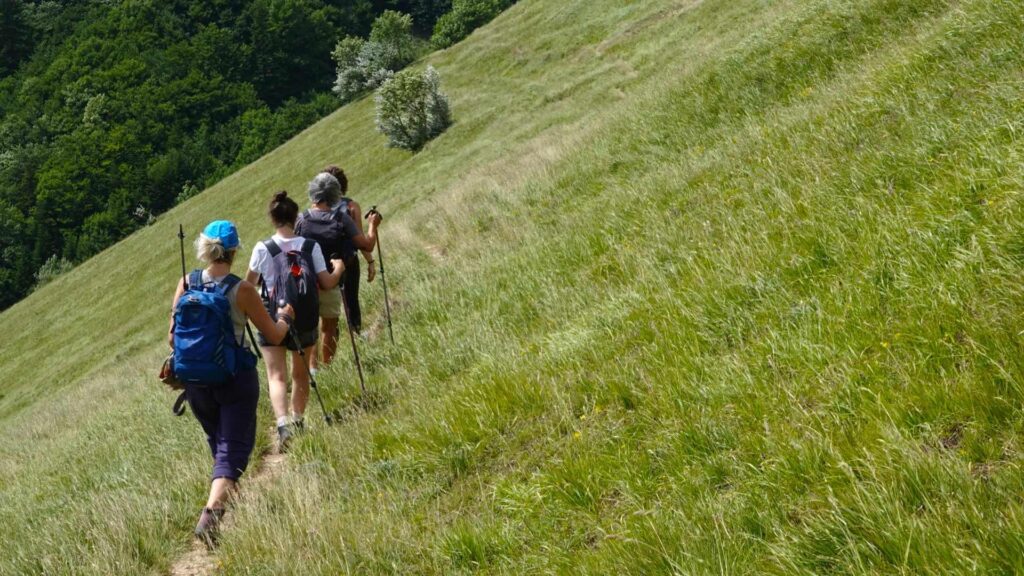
left=324, top=165, right=377, bottom=334
left=294, top=171, right=382, bottom=371
left=167, top=220, right=296, bottom=546
left=245, top=191, right=346, bottom=449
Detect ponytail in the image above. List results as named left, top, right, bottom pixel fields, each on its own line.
left=195, top=235, right=237, bottom=264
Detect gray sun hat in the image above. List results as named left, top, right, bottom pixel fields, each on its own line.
left=308, top=172, right=341, bottom=205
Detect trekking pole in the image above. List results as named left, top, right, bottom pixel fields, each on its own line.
left=339, top=279, right=367, bottom=395
left=177, top=224, right=188, bottom=290
left=246, top=323, right=263, bottom=361
left=365, top=206, right=394, bottom=344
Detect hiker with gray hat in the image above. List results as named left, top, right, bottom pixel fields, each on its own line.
left=322, top=165, right=376, bottom=334
left=295, top=172, right=383, bottom=371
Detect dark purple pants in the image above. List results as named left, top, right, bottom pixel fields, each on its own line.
left=185, top=367, right=259, bottom=481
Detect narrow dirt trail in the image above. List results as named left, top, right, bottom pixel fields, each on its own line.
left=168, top=433, right=287, bottom=576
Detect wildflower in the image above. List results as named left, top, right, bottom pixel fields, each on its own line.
left=573, top=431, right=582, bottom=440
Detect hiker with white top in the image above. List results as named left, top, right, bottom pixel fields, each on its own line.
left=244, top=191, right=345, bottom=449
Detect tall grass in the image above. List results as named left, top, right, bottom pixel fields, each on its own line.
left=3, top=0, right=1024, bottom=573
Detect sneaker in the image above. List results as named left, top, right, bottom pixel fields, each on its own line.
left=277, top=424, right=293, bottom=451
left=194, top=507, right=225, bottom=548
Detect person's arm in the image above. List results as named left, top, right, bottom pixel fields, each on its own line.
left=364, top=251, right=376, bottom=282
left=236, top=281, right=294, bottom=345
left=349, top=200, right=364, bottom=234
left=168, top=278, right=185, bottom=348
left=317, top=258, right=346, bottom=289
left=351, top=212, right=381, bottom=252
left=245, top=242, right=266, bottom=286
left=349, top=200, right=376, bottom=279
left=309, top=242, right=344, bottom=289
left=345, top=202, right=376, bottom=280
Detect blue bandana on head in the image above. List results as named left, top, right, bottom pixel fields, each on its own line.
left=202, top=220, right=239, bottom=249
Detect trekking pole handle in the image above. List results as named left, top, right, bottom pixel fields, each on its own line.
left=364, top=206, right=382, bottom=221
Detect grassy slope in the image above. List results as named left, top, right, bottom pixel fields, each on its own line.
left=3, top=0, right=1024, bottom=573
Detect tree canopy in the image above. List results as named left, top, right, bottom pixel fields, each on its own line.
left=0, top=0, right=458, bottom=310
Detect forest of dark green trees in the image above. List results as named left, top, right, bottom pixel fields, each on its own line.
left=0, top=0, right=509, bottom=310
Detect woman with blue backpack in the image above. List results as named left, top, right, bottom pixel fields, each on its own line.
left=245, top=191, right=346, bottom=450
left=167, top=220, right=296, bottom=547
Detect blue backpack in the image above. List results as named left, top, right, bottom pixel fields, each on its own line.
left=173, top=270, right=248, bottom=385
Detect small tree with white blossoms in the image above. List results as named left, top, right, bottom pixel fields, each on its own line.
left=34, top=255, right=74, bottom=290
left=374, top=66, right=452, bottom=151
left=332, top=11, right=417, bottom=103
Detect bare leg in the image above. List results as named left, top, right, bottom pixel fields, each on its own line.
left=206, top=478, right=237, bottom=509
left=310, top=339, right=319, bottom=372
left=321, top=317, right=339, bottom=365
left=263, top=346, right=289, bottom=421
left=290, top=347, right=313, bottom=418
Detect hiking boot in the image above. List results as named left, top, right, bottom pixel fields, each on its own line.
left=277, top=424, right=293, bottom=452
left=194, top=507, right=225, bottom=549
left=292, top=417, right=305, bottom=433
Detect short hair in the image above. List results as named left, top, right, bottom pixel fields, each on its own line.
left=195, top=234, right=237, bottom=265
left=269, top=190, right=299, bottom=227
left=307, top=173, right=341, bottom=205
left=323, top=165, right=348, bottom=194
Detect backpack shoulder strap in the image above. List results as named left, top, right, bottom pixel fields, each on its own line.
left=264, top=239, right=282, bottom=258
left=188, top=269, right=204, bottom=289
left=216, top=274, right=241, bottom=296
left=333, top=200, right=352, bottom=220
left=173, top=391, right=187, bottom=416
left=301, top=238, right=316, bottom=255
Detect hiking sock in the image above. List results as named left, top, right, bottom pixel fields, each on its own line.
left=276, top=416, right=288, bottom=428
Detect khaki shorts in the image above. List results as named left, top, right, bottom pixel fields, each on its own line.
left=319, top=287, right=342, bottom=319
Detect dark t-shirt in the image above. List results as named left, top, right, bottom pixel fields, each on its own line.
left=295, top=207, right=361, bottom=266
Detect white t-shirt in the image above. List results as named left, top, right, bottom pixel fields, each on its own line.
left=249, top=234, right=327, bottom=291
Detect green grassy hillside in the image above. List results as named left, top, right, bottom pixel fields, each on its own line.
left=4, top=0, right=1024, bottom=573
